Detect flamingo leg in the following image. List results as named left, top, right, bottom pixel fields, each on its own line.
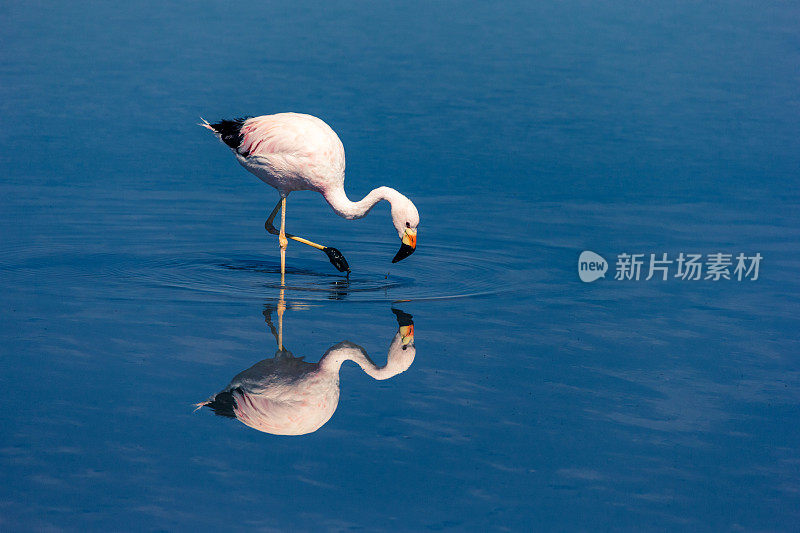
left=279, top=197, right=287, bottom=284
left=277, top=287, right=285, bottom=350
left=262, top=306, right=279, bottom=345
left=262, top=288, right=287, bottom=352
left=264, top=198, right=351, bottom=275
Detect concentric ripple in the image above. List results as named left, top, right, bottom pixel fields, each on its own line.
left=134, top=239, right=524, bottom=303
left=0, top=239, right=528, bottom=304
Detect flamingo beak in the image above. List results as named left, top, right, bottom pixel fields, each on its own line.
left=399, top=323, right=415, bottom=345
left=392, top=229, right=417, bottom=263
left=391, top=308, right=415, bottom=345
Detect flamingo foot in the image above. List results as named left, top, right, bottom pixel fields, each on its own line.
left=323, top=247, right=351, bottom=274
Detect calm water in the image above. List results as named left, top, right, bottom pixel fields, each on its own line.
left=2, top=1, right=799, bottom=530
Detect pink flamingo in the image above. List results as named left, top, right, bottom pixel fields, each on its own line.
left=202, top=113, right=420, bottom=281
left=196, top=307, right=416, bottom=436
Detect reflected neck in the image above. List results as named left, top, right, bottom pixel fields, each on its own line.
left=319, top=339, right=407, bottom=380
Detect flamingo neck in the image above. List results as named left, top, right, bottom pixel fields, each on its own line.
left=319, top=340, right=406, bottom=381
left=323, top=185, right=404, bottom=220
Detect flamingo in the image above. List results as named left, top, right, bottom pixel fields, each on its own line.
left=196, top=305, right=416, bottom=436
left=201, top=113, right=420, bottom=282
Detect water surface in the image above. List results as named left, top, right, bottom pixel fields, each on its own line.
left=1, top=1, right=799, bottom=530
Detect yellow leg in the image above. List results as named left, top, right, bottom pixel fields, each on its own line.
left=265, top=197, right=351, bottom=275
left=277, top=287, right=285, bottom=351
left=262, top=288, right=287, bottom=351
left=266, top=197, right=325, bottom=251
left=279, top=197, right=287, bottom=285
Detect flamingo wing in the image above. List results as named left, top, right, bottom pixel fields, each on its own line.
left=238, top=115, right=311, bottom=158
left=205, top=113, right=346, bottom=191
left=207, top=114, right=339, bottom=158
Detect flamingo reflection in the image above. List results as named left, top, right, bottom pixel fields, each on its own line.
left=196, top=297, right=415, bottom=436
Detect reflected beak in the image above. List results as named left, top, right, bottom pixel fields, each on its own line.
left=399, top=324, right=415, bottom=345
left=392, top=229, right=417, bottom=263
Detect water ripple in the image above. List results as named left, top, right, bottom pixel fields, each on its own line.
left=0, top=240, right=525, bottom=304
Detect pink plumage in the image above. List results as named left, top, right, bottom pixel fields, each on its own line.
left=203, top=112, right=420, bottom=271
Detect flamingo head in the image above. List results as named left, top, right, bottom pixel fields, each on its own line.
left=391, top=197, right=419, bottom=263
left=386, top=308, right=416, bottom=373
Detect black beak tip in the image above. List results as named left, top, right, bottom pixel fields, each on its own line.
left=392, top=243, right=416, bottom=263
left=390, top=308, right=414, bottom=326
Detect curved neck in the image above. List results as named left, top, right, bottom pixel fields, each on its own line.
left=324, top=185, right=404, bottom=220
left=319, top=337, right=412, bottom=381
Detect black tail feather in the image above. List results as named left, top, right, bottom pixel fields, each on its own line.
left=210, top=117, right=251, bottom=152
left=205, top=388, right=240, bottom=419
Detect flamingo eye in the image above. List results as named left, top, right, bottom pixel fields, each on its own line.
left=406, top=222, right=411, bottom=228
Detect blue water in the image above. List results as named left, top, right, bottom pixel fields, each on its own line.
left=2, top=1, right=799, bottom=530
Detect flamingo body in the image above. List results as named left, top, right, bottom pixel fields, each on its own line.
left=223, top=113, right=346, bottom=197
left=198, top=307, right=415, bottom=436
left=210, top=351, right=341, bottom=436
left=203, top=112, right=420, bottom=270
left=200, top=335, right=415, bottom=436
